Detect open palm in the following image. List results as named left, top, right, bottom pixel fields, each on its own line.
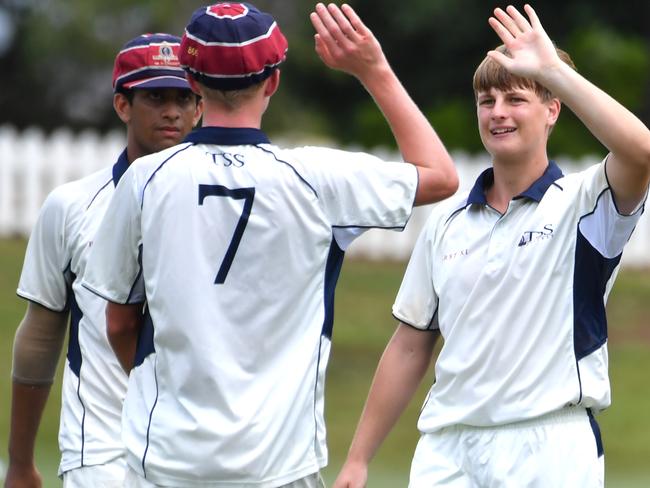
left=487, top=4, right=561, bottom=79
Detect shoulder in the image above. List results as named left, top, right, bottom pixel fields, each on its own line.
left=130, top=143, right=196, bottom=175
left=554, top=158, right=607, bottom=189
left=41, top=166, right=114, bottom=218
left=546, top=158, right=611, bottom=211
left=427, top=191, right=471, bottom=225
left=279, top=145, right=385, bottom=166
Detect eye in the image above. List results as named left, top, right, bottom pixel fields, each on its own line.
left=147, top=91, right=163, bottom=101
left=478, top=98, right=494, bottom=106
left=178, top=92, right=194, bottom=104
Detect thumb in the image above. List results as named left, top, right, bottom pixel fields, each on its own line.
left=486, top=50, right=513, bottom=70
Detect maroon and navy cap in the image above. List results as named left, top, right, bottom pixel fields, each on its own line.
left=180, top=3, right=288, bottom=91
left=112, top=33, right=191, bottom=93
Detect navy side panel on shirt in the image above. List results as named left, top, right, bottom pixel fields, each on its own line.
left=322, top=239, right=345, bottom=340
left=572, top=228, right=620, bottom=361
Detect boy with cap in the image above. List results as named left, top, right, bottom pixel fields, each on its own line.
left=82, top=2, right=457, bottom=487
left=332, top=5, right=650, bottom=488
left=6, top=33, right=201, bottom=488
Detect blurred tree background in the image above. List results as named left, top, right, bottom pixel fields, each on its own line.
left=0, top=0, right=648, bottom=157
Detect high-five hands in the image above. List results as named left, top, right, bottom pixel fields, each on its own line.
left=486, top=4, right=563, bottom=80
left=309, top=3, right=388, bottom=82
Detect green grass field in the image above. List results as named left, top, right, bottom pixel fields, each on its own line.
left=1, top=238, right=649, bottom=487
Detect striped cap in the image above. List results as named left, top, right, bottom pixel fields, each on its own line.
left=112, top=33, right=191, bottom=93
left=180, top=3, right=288, bottom=91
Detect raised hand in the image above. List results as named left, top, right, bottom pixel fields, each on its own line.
left=487, top=4, right=562, bottom=80
left=309, top=3, right=388, bottom=83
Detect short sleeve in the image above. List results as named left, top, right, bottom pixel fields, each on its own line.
left=578, top=159, right=646, bottom=259
left=17, top=188, right=72, bottom=311
left=290, top=147, right=418, bottom=230
left=82, top=166, right=145, bottom=304
left=392, top=220, right=439, bottom=330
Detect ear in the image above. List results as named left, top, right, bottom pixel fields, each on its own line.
left=188, top=77, right=202, bottom=97
left=113, top=93, right=132, bottom=124
left=193, top=97, right=204, bottom=128
left=263, top=69, right=280, bottom=97
left=546, top=97, right=561, bottom=127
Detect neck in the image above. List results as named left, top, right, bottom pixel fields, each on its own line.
left=201, top=110, right=262, bottom=129
left=125, top=144, right=143, bottom=165
left=487, top=153, right=549, bottom=213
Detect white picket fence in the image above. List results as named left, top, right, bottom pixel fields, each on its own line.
left=0, top=125, right=648, bottom=267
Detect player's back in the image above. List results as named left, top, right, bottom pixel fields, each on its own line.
left=128, top=134, right=342, bottom=483
left=85, top=126, right=417, bottom=485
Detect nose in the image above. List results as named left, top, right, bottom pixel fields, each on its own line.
left=490, top=98, right=508, bottom=119
left=161, top=98, right=182, bottom=120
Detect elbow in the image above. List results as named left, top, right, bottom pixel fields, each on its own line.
left=106, top=320, right=135, bottom=339
left=414, top=164, right=459, bottom=205
left=643, top=140, right=650, bottom=170
left=442, top=170, right=460, bottom=198
left=105, top=303, right=143, bottom=338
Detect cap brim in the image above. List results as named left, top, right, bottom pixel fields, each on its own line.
left=122, top=76, right=191, bottom=91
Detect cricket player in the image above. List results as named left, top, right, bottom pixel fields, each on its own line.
left=332, top=4, right=650, bottom=487
left=81, top=3, right=458, bottom=487
left=6, top=33, right=202, bottom=488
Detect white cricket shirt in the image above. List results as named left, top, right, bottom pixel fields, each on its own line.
left=17, top=151, right=130, bottom=474
left=394, top=160, right=645, bottom=440
left=82, top=127, right=418, bottom=487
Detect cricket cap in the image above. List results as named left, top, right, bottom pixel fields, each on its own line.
left=180, top=3, right=288, bottom=91
left=112, top=33, right=191, bottom=93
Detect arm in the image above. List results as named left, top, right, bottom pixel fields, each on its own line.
left=105, top=302, right=144, bottom=373
left=7, top=302, right=68, bottom=488
left=310, top=3, right=458, bottom=205
left=333, top=324, right=439, bottom=488
left=488, top=4, right=650, bottom=214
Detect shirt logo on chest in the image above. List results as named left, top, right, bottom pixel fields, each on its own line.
left=443, top=248, right=469, bottom=261
left=518, top=224, right=554, bottom=247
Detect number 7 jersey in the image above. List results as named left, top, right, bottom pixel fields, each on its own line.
left=82, top=126, right=418, bottom=486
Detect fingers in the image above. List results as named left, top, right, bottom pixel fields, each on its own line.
left=491, top=5, right=534, bottom=39
left=488, top=16, right=515, bottom=44
left=328, top=4, right=362, bottom=43
left=505, top=5, right=532, bottom=33
left=313, top=33, right=332, bottom=63
left=309, top=6, right=329, bottom=40
left=310, top=5, right=342, bottom=62
left=492, top=7, right=522, bottom=38
left=340, top=4, right=370, bottom=37
left=311, top=3, right=358, bottom=49
left=523, top=4, right=542, bottom=30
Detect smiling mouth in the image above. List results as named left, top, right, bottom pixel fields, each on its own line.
left=491, top=127, right=516, bottom=135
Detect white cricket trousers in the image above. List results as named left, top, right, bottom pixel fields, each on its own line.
left=124, top=466, right=325, bottom=488
left=409, top=406, right=604, bottom=487
left=62, top=458, right=126, bottom=488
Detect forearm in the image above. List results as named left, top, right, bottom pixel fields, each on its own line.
left=7, top=303, right=67, bottom=485
left=8, top=382, right=50, bottom=467
left=309, top=3, right=457, bottom=205
left=107, top=329, right=138, bottom=373
left=540, top=62, right=650, bottom=170
left=106, top=302, right=144, bottom=373
left=360, top=67, right=458, bottom=203
left=345, top=325, right=437, bottom=465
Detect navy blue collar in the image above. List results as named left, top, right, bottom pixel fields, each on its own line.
left=467, top=160, right=564, bottom=205
left=183, top=126, right=270, bottom=146
left=112, top=149, right=130, bottom=187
